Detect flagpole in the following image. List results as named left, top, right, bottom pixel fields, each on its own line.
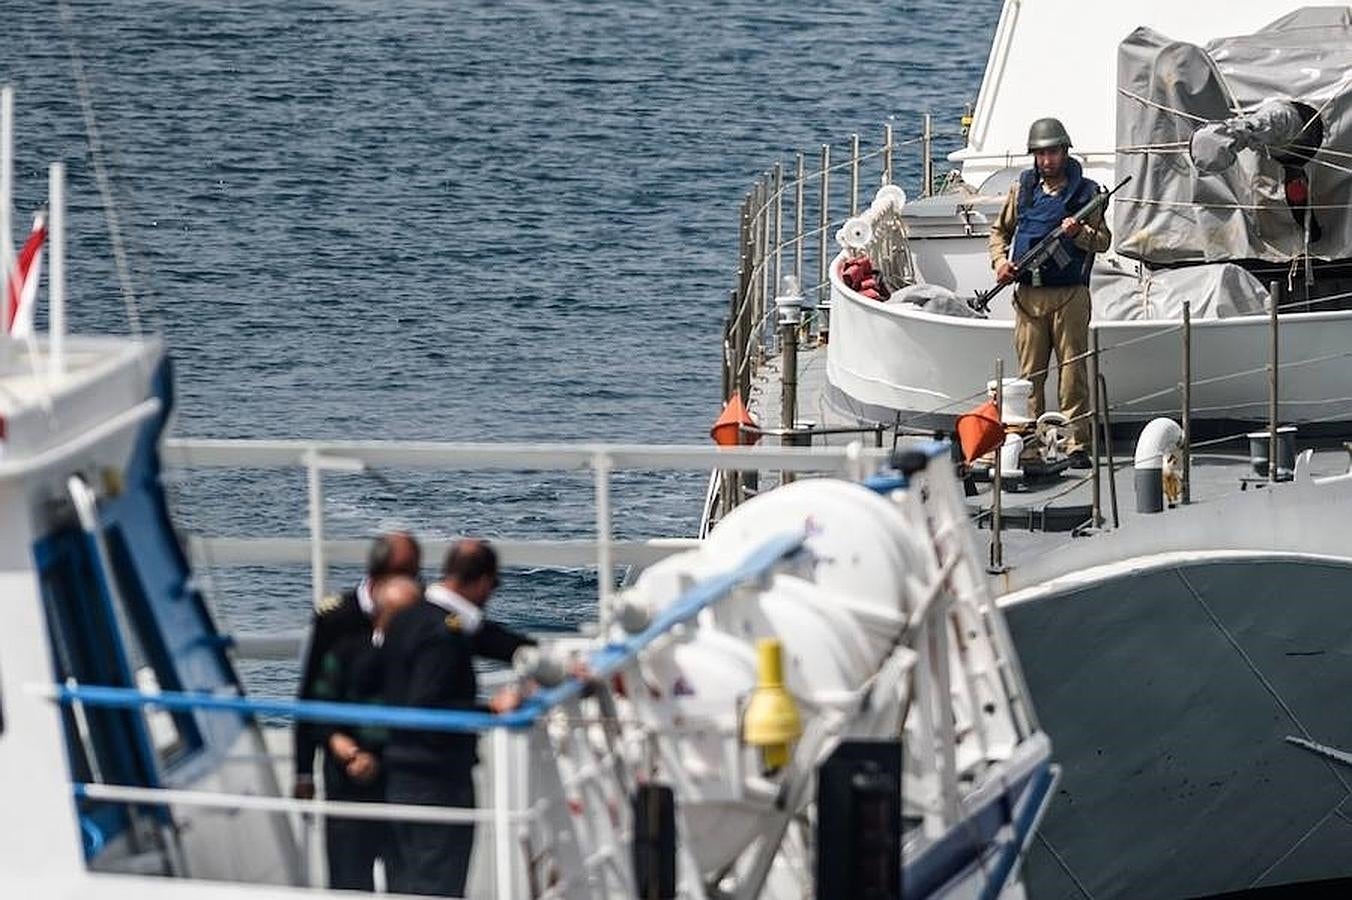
left=49, top=163, right=64, bottom=377
left=1, top=86, right=13, bottom=366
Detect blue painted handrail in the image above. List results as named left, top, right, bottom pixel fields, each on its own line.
left=54, top=528, right=807, bottom=734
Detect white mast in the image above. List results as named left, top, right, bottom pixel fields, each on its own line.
left=49, top=162, right=64, bottom=377
left=1, top=87, right=13, bottom=368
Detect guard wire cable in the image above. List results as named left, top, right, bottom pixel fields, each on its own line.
left=1288, top=141, right=1352, bottom=162
left=1291, top=73, right=1351, bottom=144
left=1119, top=195, right=1352, bottom=211
left=1116, top=87, right=1223, bottom=123
left=1116, top=142, right=1352, bottom=171
left=892, top=324, right=1184, bottom=433
left=1102, top=348, right=1352, bottom=420
left=56, top=0, right=142, bottom=338
left=1116, top=148, right=1352, bottom=179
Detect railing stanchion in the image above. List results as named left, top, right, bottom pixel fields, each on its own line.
left=794, top=152, right=806, bottom=284
left=593, top=452, right=615, bottom=630
left=750, top=182, right=765, bottom=372
left=721, top=312, right=732, bottom=404
left=492, top=729, right=514, bottom=896
left=746, top=190, right=757, bottom=394
left=850, top=133, right=860, bottom=215
left=818, top=144, right=831, bottom=311
left=304, top=450, right=326, bottom=610
left=922, top=113, right=934, bottom=197
left=1089, top=328, right=1101, bottom=529
left=1099, top=371, right=1120, bottom=529
left=882, top=122, right=894, bottom=186
left=772, top=162, right=784, bottom=307
left=1181, top=300, right=1192, bottom=504
left=777, top=280, right=803, bottom=485
left=760, top=174, right=772, bottom=353
left=990, top=360, right=1004, bottom=571
left=1269, top=280, right=1281, bottom=483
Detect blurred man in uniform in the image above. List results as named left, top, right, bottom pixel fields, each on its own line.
left=989, top=117, right=1112, bottom=467
left=293, top=531, right=420, bottom=891
left=377, top=539, right=532, bottom=896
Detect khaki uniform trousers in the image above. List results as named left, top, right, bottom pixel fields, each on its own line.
left=1013, top=283, right=1091, bottom=452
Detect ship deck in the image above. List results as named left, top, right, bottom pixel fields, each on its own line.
left=747, top=341, right=1352, bottom=587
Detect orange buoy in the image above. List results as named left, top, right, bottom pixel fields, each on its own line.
left=955, top=400, right=1005, bottom=463
left=710, top=393, right=760, bottom=446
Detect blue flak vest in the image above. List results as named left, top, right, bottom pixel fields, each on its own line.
left=1011, top=158, right=1098, bottom=287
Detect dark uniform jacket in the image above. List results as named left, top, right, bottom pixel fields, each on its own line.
left=472, top=618, right=536, bottom=665
left=376, top=598, right=482, bottom=778
left=295, top=588, right=378, bottom=797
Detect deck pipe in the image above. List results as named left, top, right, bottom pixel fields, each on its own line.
left=1134, top=417, right=1182, bottom=514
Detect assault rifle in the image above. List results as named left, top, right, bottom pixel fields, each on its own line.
left=970, top=175, right=1131, bottom=314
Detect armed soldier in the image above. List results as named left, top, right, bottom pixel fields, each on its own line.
left=989, top=117, right=1112, bottom=467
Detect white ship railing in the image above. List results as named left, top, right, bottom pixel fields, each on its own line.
left=163, top=438, right=891, bottom=634
left=723, top=119, right=970, bottom=410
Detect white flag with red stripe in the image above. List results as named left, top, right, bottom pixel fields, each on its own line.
left=7, top=212, right=47, bottom=338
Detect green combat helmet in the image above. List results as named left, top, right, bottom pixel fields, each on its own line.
left=1027, top=117, right=1072, bottom=152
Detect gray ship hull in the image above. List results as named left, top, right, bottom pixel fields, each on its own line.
left=1007, top=557, right=1352, bottom=897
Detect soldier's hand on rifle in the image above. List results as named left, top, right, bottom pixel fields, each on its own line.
left=1060, top=216, right=1082, bottom=238
left=996, top=260, right=1017, bottom=285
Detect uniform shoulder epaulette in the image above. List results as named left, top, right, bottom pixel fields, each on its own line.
left=317, top=593, right=345, bottom=615
left=444, top=613, right=462, bottom=633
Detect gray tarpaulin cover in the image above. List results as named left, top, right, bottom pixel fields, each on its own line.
left=887, top=267, right=1266, bottom=321
left=1090, top=259, right=1268, bottom=320
left=1115, top=8, right=1352, bottom=264
left=885, top=283, right=981, bottom=318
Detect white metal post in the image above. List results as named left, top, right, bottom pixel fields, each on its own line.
left=304, top=451, right=327, bottom=609
left=491, top=729, right=514, bottom=897
left=49, top=162, right=65, bottom=376
left=1, top=87, right=13, bottom=361
left=882, top=122, right=894, bottom=186
left=593, top=451, right=614, bottom=631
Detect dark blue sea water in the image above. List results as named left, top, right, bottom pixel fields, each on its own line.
left=5, top=1, right=1000, bottom=690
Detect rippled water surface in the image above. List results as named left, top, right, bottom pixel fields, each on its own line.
left=5, top=1, right=1000, bottom=687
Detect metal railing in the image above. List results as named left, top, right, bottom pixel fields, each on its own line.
left=723, top=119, right=968, bottom=414
left=164, top=439, right=890, bottom=626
